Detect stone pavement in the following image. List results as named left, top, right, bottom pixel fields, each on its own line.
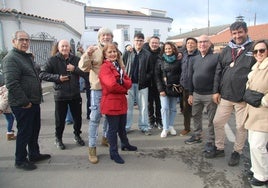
left=0, top=89, right=260, bottom=188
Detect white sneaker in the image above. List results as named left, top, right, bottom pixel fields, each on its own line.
left=169, top=127, right=177, bottom=136
left=160, top=130, right=168, bottom=138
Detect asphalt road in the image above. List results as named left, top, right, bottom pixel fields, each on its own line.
left=0, top=87, right=266, bottom=188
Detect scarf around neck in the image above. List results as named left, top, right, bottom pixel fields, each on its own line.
left=162, top=54, right=176, bottom=64
left=228, top=37, right=252, bottom=49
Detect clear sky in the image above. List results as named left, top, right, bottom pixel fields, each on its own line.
left=80, top=0, right=268, bottom=35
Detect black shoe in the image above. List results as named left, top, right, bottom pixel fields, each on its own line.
left=110, top=154, right=125, bottom=164
left=250, top=177, right=268, bottom=186
left=74, top=135, right=85, bottom=146
left=245, top=170, right=254, bottom=180
left=228, top=151, right=240, bottom=166
left=121, top=144, right=137, bottom=151
left=15, top=160, right=37, bottom=171
left=29, top=154, right=51, bottom=162
left=204, top=142, right=214, bottom=152
left=149, top=123, right=155, bottom=129
left=204, top=147, right=225, bottom=158
left=55, top=138, right=66, bottom=150
left=141, top=129, right=152, bottom=136
left=184, top=136, right=202, bottom=145
left=156, top=122, right=163, bottom=130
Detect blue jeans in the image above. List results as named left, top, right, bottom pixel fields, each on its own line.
left=79, top=77, right=85, bottom=91
left=160, top=96, right=177, bottom=131
left=88, top=90, right=108, bottom=147
left=65, top=105, right=73, bottom=123
left=126, top=84, right=149, bottom=131
left=4, top=113, right=15, bottom=132
left=11, top=104, right=41, bottom=164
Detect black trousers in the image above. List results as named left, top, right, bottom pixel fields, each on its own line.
left=55, top=98, right=82, bottom=139
left=85, top=87, right=91, bottom=119
left=106, top=114, right=129, bottom=155
left=148, top=85, right=162, bottom=124
left=181, top=89, right=192, bottom=131
left=12, top=104, right=41, bottom=164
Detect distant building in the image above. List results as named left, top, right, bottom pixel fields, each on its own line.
left=168, top=23, right=268, bottom=53
left=82, top=6, right=173, bottom=51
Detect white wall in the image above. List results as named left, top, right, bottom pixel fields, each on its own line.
left=1, top=16, right=81, bottom=51
left=1, top=0, right=85, bottom=34
left=85, top=16, right=171, bottom=43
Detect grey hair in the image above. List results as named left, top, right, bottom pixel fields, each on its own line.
left=12, top=30, right=29, bottom=40
left=97, top=28, right=113, bottom=40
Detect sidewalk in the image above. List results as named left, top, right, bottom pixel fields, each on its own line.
left=41, top=81, right=53, bottom=93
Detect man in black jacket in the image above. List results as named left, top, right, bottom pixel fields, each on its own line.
left=205, top=21, right=256, bottom=167
left=3, top=30, right=50, bottom=170
left=40, top=39, right=85, bottom=150
left=179, top=37, right=199, bottom=136
left=143, top=36, right=163, bottom=129
left=123, top=32, right=153, bottom=135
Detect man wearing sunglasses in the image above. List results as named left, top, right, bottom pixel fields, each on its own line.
left=205, top=21, right=256, bottom=167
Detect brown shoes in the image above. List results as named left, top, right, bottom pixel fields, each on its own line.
left=101, top=136, right=109, bottom=147
left=179, top=129, right=191, bottom=136
left=88, top=147, right=98, bottom=164
left=7, top=132, right=16, bottom=141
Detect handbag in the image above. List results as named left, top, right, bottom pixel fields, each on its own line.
left=243, top=89, right=264, bottom=107
left=165, top=83, right=184, bottom=97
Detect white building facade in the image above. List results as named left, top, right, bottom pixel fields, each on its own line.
left=82, top=6, right=173, bottom=52
left=0, top=0, right=84, bottom=67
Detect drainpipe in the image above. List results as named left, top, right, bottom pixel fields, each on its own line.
left=2, top=0, right=6, bottom=8
left=0, top=21, right=7, bottom=51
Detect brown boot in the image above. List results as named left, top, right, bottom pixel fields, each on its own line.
left=6, top=133, right=16, bottom=141
left=88, top=147, right=98, bottom=164
left=101, top=136, right=109, bottom=147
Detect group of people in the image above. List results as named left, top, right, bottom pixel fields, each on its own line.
left=1, top=20, right=267, bottom=186
left=180, top=21, right=268, bottom=186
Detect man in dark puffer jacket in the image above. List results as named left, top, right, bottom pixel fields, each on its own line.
left=3, top=30, right=50, bottom=171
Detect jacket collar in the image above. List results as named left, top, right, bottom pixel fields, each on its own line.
left=252, top=57, right=268, bottom=70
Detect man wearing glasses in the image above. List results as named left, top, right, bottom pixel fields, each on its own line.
left=205, top=21, right=256, bottom=167
left=3, top=30, right=50, bottom=170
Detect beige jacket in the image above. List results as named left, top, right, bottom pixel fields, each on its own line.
left=244, top=57, right=268, bottom=132
left=0, top=85, right=11, bottom=113
left=78, top=44, right=124, bottom=90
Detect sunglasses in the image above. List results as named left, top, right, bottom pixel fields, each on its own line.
left=253, top=48, right=266, bottom=54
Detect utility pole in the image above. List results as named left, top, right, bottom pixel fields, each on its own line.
left=207, top=0, right=210, bottom=35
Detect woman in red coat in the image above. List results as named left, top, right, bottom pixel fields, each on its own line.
left=99, top=43, right=137, bottom=164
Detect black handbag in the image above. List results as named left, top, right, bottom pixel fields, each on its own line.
left=243, top=89, right=264, bottom=107
left=165, top=84, right=184, bottom=97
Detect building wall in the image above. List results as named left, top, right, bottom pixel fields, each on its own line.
left=85, top=15, right=171, bottom=43
left=1, top=0, right=85, bottom=34
left=1, top=16, right=80, bottom=51
left=0, top=14, right=81, bottom=67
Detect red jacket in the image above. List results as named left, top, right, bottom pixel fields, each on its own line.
left=99, top=59, right=132, bottom=115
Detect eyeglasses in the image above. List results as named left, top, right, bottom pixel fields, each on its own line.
left=198, top=40, right=209, bottom=43
left=16, top=38, right=30, bottom=42
left=253, top=48, right=266, bottom=54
